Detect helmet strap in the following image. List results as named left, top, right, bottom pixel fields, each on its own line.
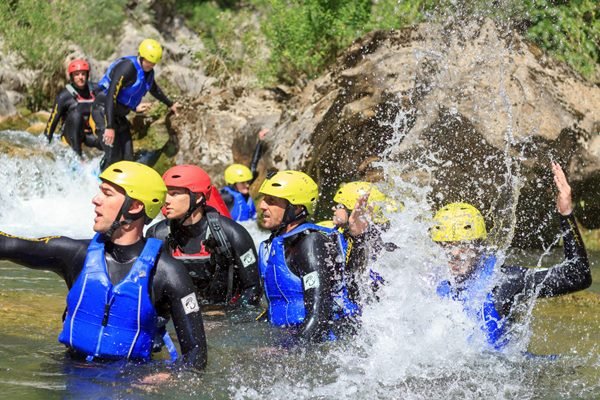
left=273, top=203, right=308, bottom=236
left=178, top=191, right=206, bottom=226
left=103, top=196, right=145, bottom=240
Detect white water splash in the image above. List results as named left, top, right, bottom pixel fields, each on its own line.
left=0, top=130, right=100, bottom=238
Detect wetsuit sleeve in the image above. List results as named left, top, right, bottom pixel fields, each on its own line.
left=145, top=220, right=169, bottom=242
left=223, top=219, right=261, bottom=305
left=149, top=81, right=173, bottom=108
left=153, top=252, right=208, bottom=370
left=496, top=213, right=591, bottom=315
left=220, top=188, right=234, bottom=210
left=104, top=60, right=137, bottom=129
left=287, top=232, right=335, bottom=341
left=0, top=231, right=88, bottom=287
left=249, top=140, right=264, bottom=183
left=43, top=90, right=71, bottom=139
left=525, top=213, right=591, bottom=297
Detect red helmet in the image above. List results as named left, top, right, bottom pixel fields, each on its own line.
left=67, top=59, right=90, bottom=75
left=162, top=165, right=212, bottom=198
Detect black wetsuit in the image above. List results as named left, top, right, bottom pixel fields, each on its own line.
left=146, top=208, right=262, bottom=306
left=488, top=213, right=591, bottom=318
left=91, top=58, right=173, bottom=170
left=263, top=227, right=340, bottom=342
left=220, top=139, right=264, bottom=210
left=44, top=83, right=100, bottom=156
left=0, top=231, right=207, bottom=370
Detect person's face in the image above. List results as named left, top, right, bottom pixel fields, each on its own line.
left=259, top=194, right=288, bottom=230
left=92, top=182, right=127, bottom=233
left=332, top=203, right=349, bottom=227
left=140, top=57, right=156, bottom=72
left=70, top=71, right=87, bottom=89
left=234, top=181, right=251, bottom=195
left=164, top=187, right=191, bottom=219
left=440, top=242, right=481, bottom=281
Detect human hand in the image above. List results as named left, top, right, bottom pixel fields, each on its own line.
left=169, top=102, right=180, bottom=116
left=348, top=193, right=371, bottom=236
left=552, top=162, right=573, bottom=216
left=136, top=102, right=152, bottom=113
left=103, top=128, right=115, bottom=146
left=258, top=128, right=269, bottom=140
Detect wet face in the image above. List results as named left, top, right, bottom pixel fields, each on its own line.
left=235, top=181, right=251, bottom=196
left=259, top=194, right=288, bottom=230
left=70, top=71, right=88, bottom=89
left=92, top=182, right=127, bottom=233
left=440, top=242, right=481, bottom=282
left=332, top=203, right=349, bottom=227
left=140, top=57, right=156, bottom=72
left=164, top=187, right=191, bottom=219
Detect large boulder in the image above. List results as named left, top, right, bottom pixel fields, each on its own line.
left=171, top=19, right=599, bottom=247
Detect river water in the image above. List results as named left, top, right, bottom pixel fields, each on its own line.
left=0, top=131, right=599, bottom=399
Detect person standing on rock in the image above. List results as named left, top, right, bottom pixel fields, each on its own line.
left=91, top=38, right=179, bottom=171
left=220, top=128, right=268, bottom=222
left=44, top=59, right=100, bottom=156
left=430, top=162, right=591, bottom=352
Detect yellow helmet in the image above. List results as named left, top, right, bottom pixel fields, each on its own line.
left=138, top=38, right=163, bottom=64
left=99, top=161, right=167, bottom=219
left=224, top=164, right=253, bottom=185
left=333, top=181, right=386, bottom=210
left=431, top=202, right=487, bottom=242
left=259, top=170, right=318, bottom=215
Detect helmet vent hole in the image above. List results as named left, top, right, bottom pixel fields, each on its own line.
left=113, top=168, right=123, bottom=173
left=172, top=174, right=181, bottom=178
left=152, top=198, right=159, bottom=203
left=272, top=183, right=282, bottom=187
left=464, top=224, right=472, bottom=230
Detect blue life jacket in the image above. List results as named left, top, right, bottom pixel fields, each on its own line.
left=98, top=56, right=154, bottom=110
left=222, top=186, right=256, bottom=222
left=437, top=254, right=508, bottom=350
left=258, top=223, right=360, bottom=327
left=58, top=233, right=162, bottom=361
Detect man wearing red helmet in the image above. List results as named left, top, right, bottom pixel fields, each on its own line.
left=146, top=164, right=262, bottom=307
left=43, top=59, right=101, bottom=156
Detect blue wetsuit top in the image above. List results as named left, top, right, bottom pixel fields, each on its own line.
left=221, top=186, right=256, bottom=222
left=99, top=56, right=154, bottom=110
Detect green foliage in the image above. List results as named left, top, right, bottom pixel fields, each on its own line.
left=0, top=0, right=126, bottom=109
left=262, top=0, right=372, bottom=84
left=176, top=0, right=266, bottom=83
left=524, top=0, right=599, bottom=79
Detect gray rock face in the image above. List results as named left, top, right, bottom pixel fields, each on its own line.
left=172, top=19, right=599, bottom=247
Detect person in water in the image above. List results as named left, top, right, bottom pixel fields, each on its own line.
left=326, top=181, right=394, bottom=303
left=258, top=170, right=359, bottom=342
left=91, top=38, right=179, bottom=171
left=220, top=128, right=269, bottom=222
left=44, top=59, right=100, bottom=156
left=146, top=164, right=262, bottom=307
left=0, top=161, right=207, bottom=370
left=431, top=162, right=591, bottom=351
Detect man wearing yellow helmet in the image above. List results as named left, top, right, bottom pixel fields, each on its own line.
left=220, top=128, right=269, bottom=221
left=431, top=162, right=591, bottom=351
left=258, top=170, right=359, bottom=342
left=92, top=38, right=180, bottom=171
left=0, top=161, right=207, bottom=370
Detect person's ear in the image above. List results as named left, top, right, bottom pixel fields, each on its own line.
left=129, top=199, right=145, bottom=215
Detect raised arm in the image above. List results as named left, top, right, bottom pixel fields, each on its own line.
left=0, top=231, right=88, bottom=286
